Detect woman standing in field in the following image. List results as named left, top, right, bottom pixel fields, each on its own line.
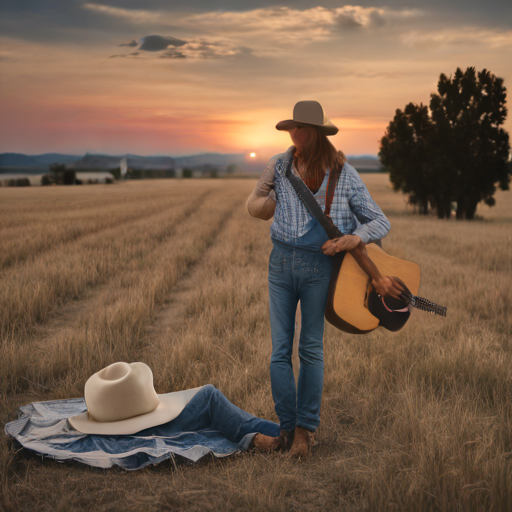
left=247, top=100, right=399, bottom=458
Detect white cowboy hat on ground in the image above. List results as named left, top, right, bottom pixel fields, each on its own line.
left=276, top=100, right=338, bottom=136
left=68, top=362, right=202, bottom=435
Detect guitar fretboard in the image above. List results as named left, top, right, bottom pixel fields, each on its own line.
left=409, top=295, right=447, bottom=317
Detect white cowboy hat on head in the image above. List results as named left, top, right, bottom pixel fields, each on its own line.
left=68, top=362, right=202, bottom=435
left=276, top=100, right=338, bottom=136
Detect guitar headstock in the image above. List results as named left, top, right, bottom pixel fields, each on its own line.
left=410, top=295, right=447, bottom=317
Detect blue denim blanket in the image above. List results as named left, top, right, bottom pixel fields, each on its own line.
left=4, top=391, right=274, bottom=470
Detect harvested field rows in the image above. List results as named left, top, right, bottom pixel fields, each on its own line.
left=1, top=177, right=511, bottom=512
left=0, top=193, right=193, bottom=269
left=0, top=191, right=209, bottom=338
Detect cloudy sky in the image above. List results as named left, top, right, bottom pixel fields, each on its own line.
left=0, top=1, right=510, bottom=159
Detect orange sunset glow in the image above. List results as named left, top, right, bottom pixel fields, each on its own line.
left=0, top=2, right=510, bottom=158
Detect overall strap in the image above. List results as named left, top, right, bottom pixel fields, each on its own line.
left=284, top=151, right=344, bottom=240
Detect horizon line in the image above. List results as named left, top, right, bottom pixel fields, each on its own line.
left=0, top=150, right=380, bottom=159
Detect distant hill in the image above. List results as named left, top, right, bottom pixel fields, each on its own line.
left=0, top=151, right=247, bottom=172
left=0, top=153, right=47, bottom=167
left=0, top=152, right=384, bottom=173
left=0, top=153, right=82, bottom=167
left=174, top=153, right=245, bottom=168
left=69, top=154, right=123, bottom=170
left=32, top=153, right=83, bottom=165
left=347, top=156, right=383, bottom=172
left=68, top=153, right=175, bottom=171
left=69, top=152, right=245, bottom=169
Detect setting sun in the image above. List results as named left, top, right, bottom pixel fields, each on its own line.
left=250, top=152, right=256, bottom=158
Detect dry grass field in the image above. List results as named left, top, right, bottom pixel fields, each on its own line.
left=1, top=176, right=511, bottom=512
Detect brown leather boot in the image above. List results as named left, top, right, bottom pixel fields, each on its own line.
left=251, top=433, right=280, bottom=452
left=288, top=426, right=313, bottom=459
left=275, top=428, right=295, bottom=452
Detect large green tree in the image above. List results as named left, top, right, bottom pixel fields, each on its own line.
left=380, top=67, right=511, bottom=219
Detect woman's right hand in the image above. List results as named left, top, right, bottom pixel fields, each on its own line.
left=321, top=235, right=361, bottom=255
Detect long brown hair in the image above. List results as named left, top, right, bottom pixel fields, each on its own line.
left=293, top=126, right=346, bottom=192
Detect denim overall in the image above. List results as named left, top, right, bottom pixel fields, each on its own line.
left=268, top=218, right=332, bottom=432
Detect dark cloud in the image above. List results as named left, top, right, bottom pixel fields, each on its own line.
left=139, top=35, right=187, bottom=51
left=159, top=50, right=186, bottom=59
left=108, top=51, right=140, bottom=58
left=368, top=10, right=387, bottom=27
left=115, top=34, right=242, bottom=59
left=119, top=39, right=138, bottom=47
left=335, top=13, right=364, bottom=29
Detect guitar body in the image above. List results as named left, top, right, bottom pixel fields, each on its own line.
left=325, top=243, right=421, bottom=334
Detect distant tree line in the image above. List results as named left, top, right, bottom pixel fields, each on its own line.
left=0, top=177, right=31, bottom=187
left=181, top=167, right=219, bottom=178
left=379, top=67, right=511, bottom=219
left=48, top=163, right=76, bottom=185
left=127, top=168, right=175, bottom=179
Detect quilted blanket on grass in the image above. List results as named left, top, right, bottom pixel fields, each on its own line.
left=4, top=398, right=256, bottom=470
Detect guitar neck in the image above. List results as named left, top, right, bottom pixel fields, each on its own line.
left=410, top=295, right=447, bottom=317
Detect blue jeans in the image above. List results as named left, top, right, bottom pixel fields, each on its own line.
left=145, top=385, right=280, bottom=443
left=268, top=224, right=332, bottom=432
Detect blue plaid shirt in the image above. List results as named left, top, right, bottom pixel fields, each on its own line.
left=270, top=147, right=390, bottom=245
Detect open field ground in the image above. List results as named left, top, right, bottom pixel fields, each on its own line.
left=1, top=176, right=511, bottom=511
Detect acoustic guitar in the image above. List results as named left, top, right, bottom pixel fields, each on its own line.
left=325, top=245, right=412, bottom=333
left=325, top=244, right=447, bottom=333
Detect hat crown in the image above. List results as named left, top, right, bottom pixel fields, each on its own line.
left=84, top=362, right=160, bottom=423
left=293, top=100, right=327, bottom=126
left=276, top=100, right=338, bottom=135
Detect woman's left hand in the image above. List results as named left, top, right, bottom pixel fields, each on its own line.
left=372, top=276, right=408, bottom=300
left=321, top=235, right=362, bottom=255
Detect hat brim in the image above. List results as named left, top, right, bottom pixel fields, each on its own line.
left=275, top=119, right=338, bottom=136
left=68, top=386, right=203, bottom=435
left=367, top=292, right=411, bottom=332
